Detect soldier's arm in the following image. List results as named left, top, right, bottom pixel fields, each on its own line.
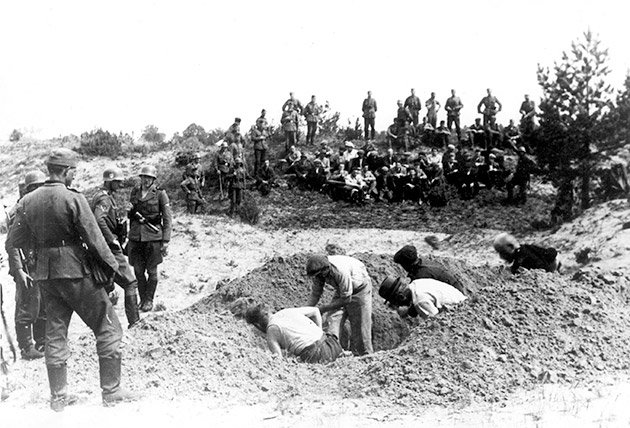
left=477, top=99, right=484, bottom=113
left=6, top=201, right=32, bottom=253
left=496, top=98, right=502, bottom=111
left=73, top=194, right=118, bottom=274
left=92, top=194, right=118, bottom=245
left=159, top=190, right=173, bottom=242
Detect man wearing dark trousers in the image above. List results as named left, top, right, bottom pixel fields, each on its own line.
left=7, top=149, right=138, bottom=411
left=92, top=167, right=140, bottom=328
left=362, top=90, right=377, bottom=140
left=445, top=89, right=463, bottom=141
left=5, top=170, right=47, bottom=360
left=128, top=165, right=172, bottom=312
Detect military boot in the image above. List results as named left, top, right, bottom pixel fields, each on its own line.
left=16, top=323, right=43, bottom=360
left=125, top=293, right=140, bottom=328
left=140, top=275, right=157, bottom=312
left=99, top=357, right=140, bottom=407
left=47, top=365, right=79, bottom=412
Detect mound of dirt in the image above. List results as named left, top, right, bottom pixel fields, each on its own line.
left=105, top=252, right=630, bottom=411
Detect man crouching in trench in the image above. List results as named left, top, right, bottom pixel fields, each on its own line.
left=245, top=304, right=348, bottom=364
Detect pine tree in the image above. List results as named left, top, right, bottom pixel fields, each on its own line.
left=537, top=30, right=614, bottom=214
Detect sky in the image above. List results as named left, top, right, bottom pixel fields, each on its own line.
left=0, top=0, right=628, bottom=140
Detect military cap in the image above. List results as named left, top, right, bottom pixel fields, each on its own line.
left=393, top=245, right=419, bottom=266
left=344, top=141, right=355, bottom=148
left=378, top=276, right=404, bottom=304
left=24, top=170, right=46, bottom=189
left=306, top=255, right=329, bottom=276
left=234, top=117, right=241, bottom=123
left=46, top=148, right=79, bottom=168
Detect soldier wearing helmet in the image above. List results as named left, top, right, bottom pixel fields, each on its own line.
left=5, top=170, right=47, bottom=361
left=180, top=164, right=206, bottom=214
left=127, top=165, right=172, bottom=312
left=305, top=254, right=374, bottom=355
left=7, top=148, right=138, bottom=410
left=91, top=167, right=140, bottom=328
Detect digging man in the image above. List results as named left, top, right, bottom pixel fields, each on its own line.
left=379, top=276, right=467, bottom=318
left=245, top=304, right=346, bottom=363
left=305, top=254, right=373, bottom=355
left=492, top=233, right=560, bottom=274
left=393, top=245, right=466, bottom=294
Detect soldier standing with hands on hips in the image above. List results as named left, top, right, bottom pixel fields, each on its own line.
left=127, top=165, right=172, bottom=312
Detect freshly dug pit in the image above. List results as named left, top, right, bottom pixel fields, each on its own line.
left=93, top=252, right=630, bottom=411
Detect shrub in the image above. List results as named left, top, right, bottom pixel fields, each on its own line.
left=182, top=123, right=209, bottom=144
left=79, top=129, right=122, bottom=158
left=239, top=191, right=260, bottom=225
left=9, top=129, right=22, bottom=142
left=141, top=125, right=166, bottom=144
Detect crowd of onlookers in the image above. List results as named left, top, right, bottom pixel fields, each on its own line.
left=273, top=135, right=536, bottom=207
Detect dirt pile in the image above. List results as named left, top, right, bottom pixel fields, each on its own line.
left=95, top=252, right=630, bottom=411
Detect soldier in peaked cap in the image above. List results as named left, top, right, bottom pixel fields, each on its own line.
left=5, top=170, right=47, bottom=360
left=127, top=165, right=172, bottom=312
left=91, top=167, right=140, bottom=328
left=6, top=148, right=139, bottom=411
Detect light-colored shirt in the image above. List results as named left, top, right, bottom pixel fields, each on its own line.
left=311, top=255, right=371, bottom=302
left=409, top=278, right=467, bottom=317
left=267, top=309, right=322, bottom=355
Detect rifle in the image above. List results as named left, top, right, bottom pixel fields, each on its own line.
left=0, top=282, right=17, bottom=363
left=132, top=212, right=160, bottom=234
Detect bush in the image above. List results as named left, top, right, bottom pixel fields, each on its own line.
left=141, top=125, right=166, bottom=144
left=9, top=129, right=22, bottom=142
left=239, top=191, right=260, bottom=225
left=79, top=129, right=122, bottom=158
left=182, top=123, right=209, bottom=144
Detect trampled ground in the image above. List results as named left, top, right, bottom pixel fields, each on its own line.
left=1, top=139, right=630, bottom=426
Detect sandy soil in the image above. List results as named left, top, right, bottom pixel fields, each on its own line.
left=1, top=141, right=630, bottom=427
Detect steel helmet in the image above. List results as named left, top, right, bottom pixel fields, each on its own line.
left=23, top=170, right=46, bottom=189
left=103, top=167, right=124, bottom=182
left=138, top=165, right=157, bottom=179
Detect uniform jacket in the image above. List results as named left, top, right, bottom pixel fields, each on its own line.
left=91, top=188, right=122, bottom=246
left=303, top=101, right=322, bottom=123
left=404, top=95, right=422, bottom=112
left=128, top=184, right=172, bottom=243
left=445, top=96, right=463, bottom=116
left=250, top=126, right=269, bottom=151
left=282, top=110, right=299, bottom=132
left=362, top=97, right=377, bottom=118
left=6, top=181, right=118, bottom=280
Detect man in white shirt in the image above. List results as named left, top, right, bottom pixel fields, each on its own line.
left=306, top=255, right=373, bottom=355
left=245, top=304, right=344, bottom=363
left=378, top=276, right=466, bottom=318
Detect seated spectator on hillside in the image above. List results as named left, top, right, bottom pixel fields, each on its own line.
left=442, top=152, right=460, bottom=186
left=426, top=147, right=442, bottom=167
left=255, top=159, right=275, bottom=196
left=486, top=122, right=502, bottom=149
left=306, top=159, right=328, bottom=191
left=382, top=148, right=398, bottom=169
left=245, top=304, right=345, bottom=363
left=316, top=150, right=331, bottom=175
left=435, top=120, right=451, bottom=148
left=284, top=145, right=301, bottom=173
left=393, top=245, right=466, bottom=294
left=342, top=167, right=367, bottom=203
left=493, top=233, right=560, bottom=274
left=402, top=168, right=424, bottom=204
left=503, top=119, right=521, bottom=150
left=425, top=163, right=448, bottom=207
left=362, top=165, right=377, bottom=198
left=293, top=154, right=312, bottom=188
left=342, top=142, right=358, bottom=169
left=469, top=118, right=486, bottom=148
left=375, top=166, right=393, bottom=202
left=378, top=276, right=466, bottom=318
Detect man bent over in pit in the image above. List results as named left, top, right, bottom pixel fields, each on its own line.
left=379, top=276, right=466, bottom=318
left=245, top=304, right=347, bottom=363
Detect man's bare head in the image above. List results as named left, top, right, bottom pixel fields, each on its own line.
left=245, top=303, right=271, bottom=332
left=493, top=233, right=520, bottom=262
